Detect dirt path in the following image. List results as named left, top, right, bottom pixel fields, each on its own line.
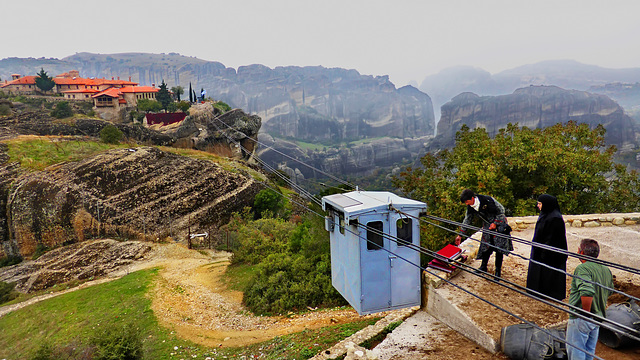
left=142, top=244, right=379, bottom=348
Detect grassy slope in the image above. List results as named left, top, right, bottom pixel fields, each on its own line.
left=0, top=268, right=377, bottom=359
left=3, top=137, right=264, bottom=181
left=0, top=137, right=375, bottom=359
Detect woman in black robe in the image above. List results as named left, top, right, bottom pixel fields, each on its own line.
left=526, top=194, right=568, bottom=300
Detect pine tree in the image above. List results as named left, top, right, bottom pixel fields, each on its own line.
left=155, top=80, right=172, bottom=110
left=35, top=68, right=55, bottom=93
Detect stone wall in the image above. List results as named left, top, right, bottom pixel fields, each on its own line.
left=509, top=212, right=640, bottom=231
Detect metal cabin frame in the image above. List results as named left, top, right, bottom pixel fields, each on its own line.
left=322, top=191, right=427, bottom=315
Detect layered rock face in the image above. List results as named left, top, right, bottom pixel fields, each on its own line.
left=1, top=53, right=436, bottom=178
left=257, top=133, right=432, bottom=179
left=435, top=86, right=637, bottom=150
left=0, top=146, right=262, bottom=258
left=226, top=66, right=435, bottom=141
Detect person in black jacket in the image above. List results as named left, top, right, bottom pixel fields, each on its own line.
left=455, top=189, right=512, bottom=277
left=526, top=194, right=568, bottom=300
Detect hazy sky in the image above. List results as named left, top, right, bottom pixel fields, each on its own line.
left=3, top=0, right=639, bottom=87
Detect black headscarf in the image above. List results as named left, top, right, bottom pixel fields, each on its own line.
left=537, top=194, right=561, bottom=217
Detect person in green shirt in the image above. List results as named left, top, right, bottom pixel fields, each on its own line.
left=566, top=238, right=613, bottom=360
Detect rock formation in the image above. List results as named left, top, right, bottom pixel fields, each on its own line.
left=257, top=133, right=432, bottom=179
left=0, top=145, right=262, bottom=259
left=0, top=54, right=436, bottom=179
left=433, top=86, right=638, bottom=150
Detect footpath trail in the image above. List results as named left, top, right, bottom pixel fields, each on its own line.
left=145, top=244, right=382, bottom=348
left=0, top=242, right=381, bottom=350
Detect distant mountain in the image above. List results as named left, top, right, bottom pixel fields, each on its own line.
left=419, top=60, right=640, bottom=122
left=0, top=53, right=435, bottom=180
left=432, top=85, right=637, bottom=152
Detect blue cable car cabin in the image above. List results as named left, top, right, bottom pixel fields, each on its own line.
left=322, top=191, right=427, bottom=315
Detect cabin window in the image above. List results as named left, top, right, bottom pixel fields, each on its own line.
left=396, top=218, right=412, bottom=247
left=338, top=212, right=345, bottom=235
left=366, top=221, right=384, bottom=251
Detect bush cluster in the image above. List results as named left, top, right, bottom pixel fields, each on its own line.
left=0, top=255, right=22, bottom=268
left=0, top=281, right=17, bottom=304
left=50, top=101, right=73, bottom=118
left=0, top=104, right=11, bottom=116
left=100, top=124, right=124, bottom=144
left=213, top=101, right=232, bottom=113
left=30, top=322, right=143, bottom=360
left=230, top=212, right=346, bottom=315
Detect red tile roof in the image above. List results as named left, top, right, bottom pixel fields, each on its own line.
left=118, top=86, right=158, bottom=93
left=54, top=77, right=97, bottom=85
left=0, top=75, right=36, bottom=87
left=93, top=87, right=122, bottom=98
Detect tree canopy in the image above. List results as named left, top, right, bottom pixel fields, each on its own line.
left=35, top=68, right=55, bottom=93
left=170, top=86, right=184, bottom=102
left=137, top=98, right=162, bottom=113
left=393, top=121, right=640, bottom=252
left=155, top=80, right=172, bottom=110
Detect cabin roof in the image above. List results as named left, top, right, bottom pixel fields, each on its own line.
left=322, top=191, right=426, bottom=219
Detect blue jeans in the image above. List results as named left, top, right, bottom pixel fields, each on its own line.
left=566, top=318, right=600, bottom=360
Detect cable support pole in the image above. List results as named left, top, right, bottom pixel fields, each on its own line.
left=356, top=220, right=640, bottom=341
left=392, top=208, right=640, bottom=303
left=211, top=116, right=357, bottom=189
left=343, top=223, right=606, bottom=360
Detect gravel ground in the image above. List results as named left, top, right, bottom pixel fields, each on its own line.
left=373, top=223, right=640, bottom=360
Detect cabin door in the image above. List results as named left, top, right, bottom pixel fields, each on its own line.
left=389, top=213, right=421, bottom=307
left=359, top=215, right=391, bottom=312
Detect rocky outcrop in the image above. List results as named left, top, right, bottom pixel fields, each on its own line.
left=0, top=239, right=151, bottom=293
left=0, top=146, right=262, bottom=258
left=434, top=86, right=637, bottom=150
left=174, top=104, right=262, bottom=160
left=257, top=134, right=432, bottom=179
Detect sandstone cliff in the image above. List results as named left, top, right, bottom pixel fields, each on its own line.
left=0, top=146, right=262, bottom=259
left=433, top=86, right=638, bottom=150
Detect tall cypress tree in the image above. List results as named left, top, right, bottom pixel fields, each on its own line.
left=189, top=82, right=193, bottom=103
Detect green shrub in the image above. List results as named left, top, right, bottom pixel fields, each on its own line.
left=230, top=216, right=294, bottom=265
left=0, top=281, right=17, bottom=304
left=129, top=110, right=145, bottom=123
left=90, top=322, right=143, bottom=360
left=32, top=243, right=49, bottom=260
left=0, top=255, right=22, bottom=268
left=213, top=101, right=232, bottom=113
left=176, top=101, right=191, bottom=113
left=253, top=189, right=286, bottom=219
left=0, top=104, right=11, bottom=116
left=232, top=213, right=345, bottom=315
left=50, top=101, right=73, bottom=118
left=30, top=342, right=54, bottom=360
left=87, top=109, right=96, bottom=117
left=75, top=101, right=94, bottom=114
left=100, top=124, right=124, bottom=144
